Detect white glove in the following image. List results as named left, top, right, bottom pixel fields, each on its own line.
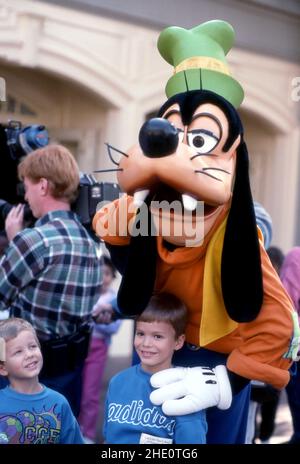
left=150, top=365, right=232, bottom=415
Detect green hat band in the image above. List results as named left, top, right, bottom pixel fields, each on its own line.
left=158, top=20, right=244, bottom=108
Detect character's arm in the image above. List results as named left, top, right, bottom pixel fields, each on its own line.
left=150, top=244, right=297, bottom=415
left=224, top=243, right=297, bottom=390
left=93, top=195, right=157, bottom=318
left=92, top=194, right=136, bottom=247
left=92, top=195, right=135, bottom=283
left=150, top=365, right=232, bottom=415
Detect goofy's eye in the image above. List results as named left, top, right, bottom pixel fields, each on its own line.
left=187, top=130, right=219, bottom=154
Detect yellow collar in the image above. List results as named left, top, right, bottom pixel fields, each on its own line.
left=200, top=215, right=238, bottom=346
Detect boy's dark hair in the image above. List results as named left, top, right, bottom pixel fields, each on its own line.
left=136, top=293, right=187, bottom=338
left=101, top=255, right=117, bottom=279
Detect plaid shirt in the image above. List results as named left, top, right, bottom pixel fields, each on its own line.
left=0, top=210, right=101, bottom=340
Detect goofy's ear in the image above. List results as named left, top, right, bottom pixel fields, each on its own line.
left=221, top=140, right=263, bottom=322
left=116, top=201, right=157, bottom=316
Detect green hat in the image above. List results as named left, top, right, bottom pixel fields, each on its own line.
left=157, top=20, right=244, bottom=108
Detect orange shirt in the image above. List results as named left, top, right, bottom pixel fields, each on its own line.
left=93, top=196, right=295, bottom=389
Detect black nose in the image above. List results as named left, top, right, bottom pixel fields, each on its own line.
left=138, top=118, right=179, bottom=158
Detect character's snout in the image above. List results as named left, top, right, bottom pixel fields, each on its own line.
left=139, top=118, right=178, bottom=158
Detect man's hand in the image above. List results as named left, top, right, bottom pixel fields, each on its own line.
left=150, top=365, right=232, bottom=415
left=5, top=204, right=25, bottom=241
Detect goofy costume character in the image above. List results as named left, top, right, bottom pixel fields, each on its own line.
left=93, top=20, right=299, bottom=443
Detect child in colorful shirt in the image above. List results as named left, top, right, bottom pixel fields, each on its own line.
left=0, top=318, right=84, bottom=444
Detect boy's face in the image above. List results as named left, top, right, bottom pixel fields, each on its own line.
left=0, top=330, right=43, bottom=384
left=134, top=321, right=184, bottom=374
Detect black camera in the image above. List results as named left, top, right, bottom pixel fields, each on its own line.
left=0, top=176, right=121, bottom=234
left=0, top=120, right=121, bottom=235
left=0, top=121, right=49, bottom=206
left=73, top=173, right=121, bottom=228
left=0, top=121, right=49, bottom=229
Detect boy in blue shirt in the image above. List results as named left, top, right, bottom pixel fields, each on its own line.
left=103, top=293, right=207, bottom=444
left=0, top=318, right=84, bottom=444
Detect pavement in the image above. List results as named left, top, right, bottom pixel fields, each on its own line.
left=95, top=356, right=293, bottom=445
left=258, top=390, right=293, bottom=444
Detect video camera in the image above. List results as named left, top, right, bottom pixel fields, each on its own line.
left=73, top=173, right=120, bottom=229
left=0, top=120, right=121, bottom=234
left=0, top=120, right=49, bottom=229
left=4, top=120, right=49, bottom=161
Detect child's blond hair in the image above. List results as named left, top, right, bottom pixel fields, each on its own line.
left=0, top=318, right=39, bottom=363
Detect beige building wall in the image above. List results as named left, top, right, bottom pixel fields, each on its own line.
left=0, top=0, right=299, bottom=355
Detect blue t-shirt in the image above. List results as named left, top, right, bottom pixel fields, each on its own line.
left=103, top=364, right=207, bottom=444
left=0, top=385, right=84, bottom=444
